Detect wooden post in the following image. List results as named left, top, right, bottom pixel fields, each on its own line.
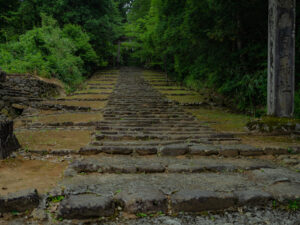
left=268, top=0, right=296, bottom=117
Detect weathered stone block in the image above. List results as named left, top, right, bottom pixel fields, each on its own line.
left=234, top=190, right=273, bottom=206
left=171, top=190, right=236, bottom=212
left=189, top=145, right=219, bottom=156
left=58, top=194, right=115, bottom=219
left=160, top=144, right=189, bottom=156
left=0, top=189, right=39, bottom=213
left=117, top=187, right=168, bottom=214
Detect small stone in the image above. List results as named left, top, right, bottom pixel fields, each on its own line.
left=219, top=146, right=239, bottom=157
left=264, top=147, right=288, bottom=155
left=189, top=145, right=219, bottom=156
left=102, top=146, right=133, bottom=155
left=171, top=190, right=236, bottom=212
left=117, top=187, right=168, bottom=214
left=58, top=194, right=115, bottom=219
left=160, top=144, right=188, bottom=156
left=282, top=158, right=299, bottom=165
left=31, top=208, right=48, bottom=221
left=136, top=163, right=165, bottom=173
left=136, top=146, right=158, bottom=155
left=235, top=190, right=273, bottom=206
left=79, top=146, right=102, bottom=155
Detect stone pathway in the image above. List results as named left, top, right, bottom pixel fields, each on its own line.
left=0, top=68, right=299, bottom=224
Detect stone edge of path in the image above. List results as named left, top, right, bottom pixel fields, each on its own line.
left=77, top=144, right=300, bottom=157
left=0, top=189, right=39, bottom=213
left=54, top=189, right=290, bottom=220
left=0, top=183, right=298, bottom=220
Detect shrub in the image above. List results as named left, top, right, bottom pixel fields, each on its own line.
left=0, top=14, right=98, bottom=90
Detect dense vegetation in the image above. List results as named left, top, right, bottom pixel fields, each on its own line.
left=123, top=0, right=300, bottom=117
left=0, top=0, right=298, bottom=117
left=0, top=0, right=125, bottom=90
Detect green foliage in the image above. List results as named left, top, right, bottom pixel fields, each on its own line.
left=0, top=14, right=95, bottom=89
left=288, top=199, right=300, bottom=211
left=48, top=195, right=65, bottom=203
left=125, top=0, right=299, bottom=117
left=136, top=213, right=148, bottom=218
left=0, top=0, right=125, bottom=89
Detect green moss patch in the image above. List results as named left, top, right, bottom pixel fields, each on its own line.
left=16, top=130, right=91, bottom=151
left=187, top=108, right=251, bottom=132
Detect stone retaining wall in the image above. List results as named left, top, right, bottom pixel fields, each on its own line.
left=0, top=71, right=62, bottom=118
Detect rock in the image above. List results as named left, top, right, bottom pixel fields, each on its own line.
left=0, top=189, right=39, bottom=213
left=110, top=164, right=137, bottom=173
left=163, top=218, right=182, bottom=225
left=0, top=69, right=6, bottom=82
left=117, top=187, right=168, bottom=214
left=31, top=208, right=48, bottom=221
left=136, top=163, right=165, bottom=173
left=160, top=144, right=188, bottom=156
left=219, top=145, right=239, bottom=157
left=234, top=190, right=273, bottom=206
left=264, top=147, right=288, bottom=155
left=189, top=145, right=219, bottom=156
left=136, top=146, right=158, bottom=155
left=102, top=146, right=133, bottom=155
left=171, top=190, right=236, bottom=212
left=282, top=158, right=299, bottom=165
left=0, top=117, right=20, bottom=159
left=238, top=145, right=264, bottom=156
left=79, top=146, right=103, bottom=155
left=58, top=194, right=115, bottom=219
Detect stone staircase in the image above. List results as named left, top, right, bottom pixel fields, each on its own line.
left=1, top=68, right=299, bottom=224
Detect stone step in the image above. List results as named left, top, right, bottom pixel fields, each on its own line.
left=79, top=144, right=269, bottom=157
left=31, top=102, right=91, bottom=112
left=68, top=155, right=275, bottom=174
left=0, top=189, right=39, bottom=213
left=54, top=168, right=300, bottom=219
left=96, top=126, right=210, bottom=131
left=94, top=133, right=234, bottom=141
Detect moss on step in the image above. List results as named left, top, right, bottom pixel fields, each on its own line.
left=186, top=108, right=251, bottom=133
left=16, top=130, right=91, bottom=151
left=239, top=134, right=300, bottom=149
left=247, top=116, right=300, bottom=133
left=160, top=90, right=197, bottom=95
left=14, top=112, right=103, bottom=127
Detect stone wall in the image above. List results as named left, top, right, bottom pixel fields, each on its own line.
left=0, top=71, right=62, bottom=158
left=0, top=116, right=20, bottom=159
left=0, top=71, right=62, bottom=118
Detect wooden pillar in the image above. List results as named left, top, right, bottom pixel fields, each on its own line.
left=268, top=0, right=296, bottom=117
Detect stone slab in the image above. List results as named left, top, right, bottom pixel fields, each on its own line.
left=0, top=189, right=39, bottom=213
left=58, top=194, right=115, bottom=219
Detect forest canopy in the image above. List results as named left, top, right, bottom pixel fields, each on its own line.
left=122, top=0, right=300, bottom=117
left=0, top=0, right=299, bottom=116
